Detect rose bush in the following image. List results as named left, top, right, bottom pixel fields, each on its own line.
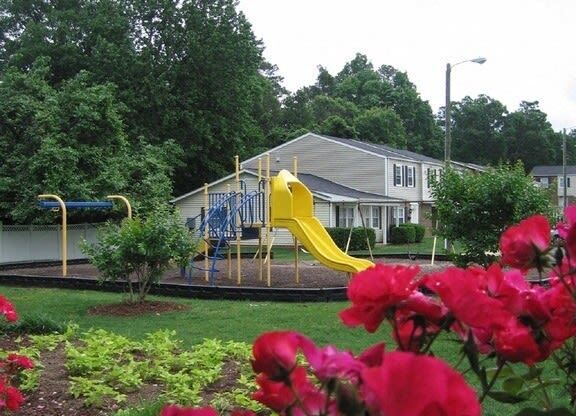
left=162, top=206, right=576, bottom=415
left=0, top=295, right=34, bottom=413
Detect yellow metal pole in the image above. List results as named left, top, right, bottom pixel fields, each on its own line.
left=258, top=158, right=263, bottom=281
left=204, top=183, right=209, bottom=282
left=106, top=195, right=132, bottom=219
left=227, top=184, right=232, bottom=280
left=235, top=155, right=241, bottom=285
left=266, top=154, right=271, bottom=287
left=38, top=194, right=67, bottom=277
left=293, top=156, right=299, bottom=284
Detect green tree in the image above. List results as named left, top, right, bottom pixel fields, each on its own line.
left=282, top=54, right=443, bottom=156
left=82, top=206, right=195, bottom=303
left=0, top=0, right=275, bottom=196
left=431, top=164, right=554, bottom=266
left=0, top=60, right=178, bottom=223
left=354, top=107, right=407, bottom=147
left=503, top=101, right=558, bottom=172
left=450, top=95, right=508, bottom=165
left=310, top=95, right=358, bottom=127
left=318, top=115, right=357, bottom=138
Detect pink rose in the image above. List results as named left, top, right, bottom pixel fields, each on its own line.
left=251, top=331, right=302, bottom=379
left=340, top=264, right=420, bottom=332
left=362, top=351, right=481, bottom=416
left=500, top=215, right=550, bottom=270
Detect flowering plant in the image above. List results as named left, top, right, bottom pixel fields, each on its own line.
left=164, top=206, right=576, bottom=415
left=0, top=295, right=34, bottom=412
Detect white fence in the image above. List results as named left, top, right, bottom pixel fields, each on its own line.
left=0, top=223, right=103, bottom=264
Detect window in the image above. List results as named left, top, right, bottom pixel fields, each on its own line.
left=560, top=177, right=571, bottom=188
left=371, top=206, right=382, bottom=228
left=426, top=168, right=438, bottom=188
left=338, top=206, right=355, bottom=228
left=394, top=165, right=402, bottom=186
left=391, top=207, right=405, bottom=226
left=407, top=167, right=414, bottom=187
left=393, top=164, right=416, bottom=187
left=361, top=206, right=382, bottom=229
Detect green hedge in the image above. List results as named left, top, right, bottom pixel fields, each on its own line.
left=326, top=227, right=376, bottom=251
left=390, top=225, right=416, bottom=244
left=390, top=223, right=426, bottom=244
left=412, top=224, right=426, bottom=242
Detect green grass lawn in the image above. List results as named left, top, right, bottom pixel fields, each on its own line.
left=0, top=285, right=570, bottom=414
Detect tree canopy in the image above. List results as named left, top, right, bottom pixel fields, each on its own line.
left=431, top=164, right=555, bottom=266
left=0, top=1, right=569, bottom=224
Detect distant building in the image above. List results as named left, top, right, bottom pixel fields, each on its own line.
left=531, top=165, right=576, bottom=209
left=172, top=132, right=483, bottom=245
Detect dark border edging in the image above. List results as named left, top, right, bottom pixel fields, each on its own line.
left=0, top=274, right=348, bottom=302
left=0, top=253, right=450, bottom=302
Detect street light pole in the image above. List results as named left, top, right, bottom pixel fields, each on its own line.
left=444, top=57, right=487, bottom=164
left=563, top=128, right=567, bottom=209
left=445, top=64, right=451, bottom=162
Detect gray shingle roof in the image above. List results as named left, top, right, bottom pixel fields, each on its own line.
left=251, top=170, right=403, bottom=202
left=318, top=134, right=444, bottom=164
left=297, top=172, right=403, bottom=202
left=531, top=166, right=576, bottom=176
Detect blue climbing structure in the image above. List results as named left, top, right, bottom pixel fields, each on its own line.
left=186, top=179, right=266, bottom=284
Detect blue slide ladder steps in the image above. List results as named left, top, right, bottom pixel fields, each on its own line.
left=187, top=182, right=265, bottom=285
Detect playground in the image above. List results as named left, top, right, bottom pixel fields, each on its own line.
left=0, top=256, right=450, bottom=289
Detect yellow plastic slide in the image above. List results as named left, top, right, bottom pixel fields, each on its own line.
left=271, top=170, right=374, bottom=274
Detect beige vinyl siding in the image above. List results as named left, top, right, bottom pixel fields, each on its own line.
left=314, top=202, right=331, bottom=226
left=557, top=175, right=576, bottom=197
left=421, top=163, right=442, bottom=201
left=243, top=135, right=388, bottom=196
left=386, top=159, right=420, bottom=201
left=174, top=173, right=261, bottom=234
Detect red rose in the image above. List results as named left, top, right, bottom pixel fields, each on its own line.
left=230, top=410, right=256, bottom=416
left=6, top=354, right=34, bottom=370
left=4, top=386, right=24, bottom=411
left=424, top=267, right=510, bottom=331
left=0, top=296, right=17, bottom=322
left=500, top=215, right=550, bottom=270
left=556, top=204, right=576, bottom=239
left=362, top=351, right=481, bottom=416
left=340, top=264, right=420, bottom=333
left=300, top=337, right=363, bottom=382
left=357, top=343, right=385, bottom=367
left=251, top=331, right=302, bottom=379
left=493, top=318, right=541, bottom=364
left=160, top=406, right=218, bottom=416
left=252, top=366, right=313, bottom=412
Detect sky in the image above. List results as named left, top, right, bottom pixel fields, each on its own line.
left=237, top=0, right=576, bottom=131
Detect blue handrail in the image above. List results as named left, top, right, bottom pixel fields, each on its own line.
left=38, top=201, right=114, bottom=210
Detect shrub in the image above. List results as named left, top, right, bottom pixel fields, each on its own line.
left=412, top=223, right=426, bottom=242
left=390, top=225, right=415, bottom=244
left=326, top=227, right=376, bottom=251
left=0, top=314, right=66, bottom=335
left=431, top=163, right=554, bottom=266
left=82, top=206, right=195, bottom=303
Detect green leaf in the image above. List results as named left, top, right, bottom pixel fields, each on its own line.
left=486, top=390, right=528, bottom=404
left=513, top=408, right=574, bottom=416
left=523, top=366, right=544, bottom=381
left=502, top=376, right=525, bottom=395
left=487, top=365, right=514, bottom=379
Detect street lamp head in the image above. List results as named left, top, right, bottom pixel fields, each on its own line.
left=471, top=57, right=487, bottom=64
